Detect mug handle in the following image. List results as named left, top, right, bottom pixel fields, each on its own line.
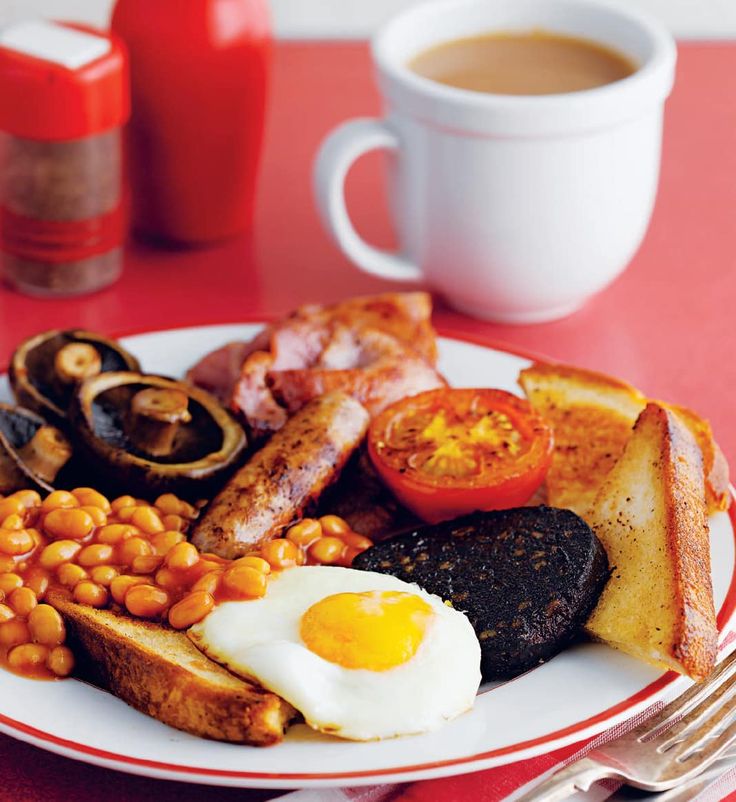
left=313, top=118, right=422, bottom=281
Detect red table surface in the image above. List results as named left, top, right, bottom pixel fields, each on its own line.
left=1, top=40, right=736, bottom=801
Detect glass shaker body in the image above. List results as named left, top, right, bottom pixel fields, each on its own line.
left=0, top=22, right=129, bottom=297
left=1, top=129, right=123, bottom=297
left=112, top=0, right=271, bottom=245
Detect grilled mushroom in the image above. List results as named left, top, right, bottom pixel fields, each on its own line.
left=0, top=404, right=73, bottom=494
left=10, top=330, right=141, bottom=426
left=68, top=372, right=247, bottom=498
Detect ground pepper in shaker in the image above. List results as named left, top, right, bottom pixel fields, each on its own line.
left=0, top=21, right=129, bottom=297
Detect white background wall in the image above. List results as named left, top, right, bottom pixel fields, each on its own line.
left=2, top=0, right=736, bottom=38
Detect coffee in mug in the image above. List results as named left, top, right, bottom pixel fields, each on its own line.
left=314, top=0, right=676, bottom=323
left=409, top=31, right=636, bottom=95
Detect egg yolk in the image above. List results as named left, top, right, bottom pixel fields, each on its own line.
left=299, top=590, right=434, bottom=671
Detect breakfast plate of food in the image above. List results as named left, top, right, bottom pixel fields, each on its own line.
left=0, top=292, right=733, bottom=789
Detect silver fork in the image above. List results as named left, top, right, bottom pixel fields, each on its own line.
left=514, top=646, right=736, bottom=801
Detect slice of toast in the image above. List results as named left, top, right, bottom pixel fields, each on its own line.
left=518, top=363, right=647, bottom=518
left=47, top=588, right=297, bottom=745
left=518, top=363, right=730, bottom=517
left=585, top=403, right=718, bottom=680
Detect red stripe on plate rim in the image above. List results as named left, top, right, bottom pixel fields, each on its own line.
left=0, top=325, right=734, bottom=781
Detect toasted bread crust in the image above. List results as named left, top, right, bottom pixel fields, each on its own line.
left=665, top=403, right=731, bottom=512
left=660, top=406, right=718, bottom=679
left=47, top=589, right=297, bottom=745
left=520, top=362, right=647, bottom=398
left=586, top=403, right=717, bottom=680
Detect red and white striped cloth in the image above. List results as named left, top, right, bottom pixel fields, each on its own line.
left=273, top=692, right=736, bottom=801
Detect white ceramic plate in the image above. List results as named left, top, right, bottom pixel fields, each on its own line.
left=0, top=324, right=734, bottom=789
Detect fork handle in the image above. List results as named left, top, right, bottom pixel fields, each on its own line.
left=513, top=757, right=620, bottom=802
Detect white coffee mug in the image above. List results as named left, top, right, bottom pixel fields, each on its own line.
left=313, top=0, right=676, bottom=323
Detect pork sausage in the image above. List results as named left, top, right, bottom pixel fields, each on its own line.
left=191, top=391, right=370, bottom=558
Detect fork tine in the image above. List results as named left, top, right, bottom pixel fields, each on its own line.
left=674, top=704, right=736, bottom=763
left=640, top=706, right=736, bottom=789
left=657, top=685, right=736, bottom=760
left=655, top=664, right=736, bottom=752
left=630, top=648, right=736, bottom=742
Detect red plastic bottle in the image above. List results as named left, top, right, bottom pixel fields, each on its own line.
left=111, top=0, right=271, bottom=244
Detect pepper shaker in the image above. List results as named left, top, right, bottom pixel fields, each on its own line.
left=112, top=0, right=271, bottom=245
left=0, top=21, right=129, bottom=297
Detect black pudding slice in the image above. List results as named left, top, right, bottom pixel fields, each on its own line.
left=353, top=506, right=610, bottom=680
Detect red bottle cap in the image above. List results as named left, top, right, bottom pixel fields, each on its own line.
left=0, top=21, right=129, bottom=140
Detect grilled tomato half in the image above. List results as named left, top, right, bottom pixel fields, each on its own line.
left=367, top=388, right=553, bottom=523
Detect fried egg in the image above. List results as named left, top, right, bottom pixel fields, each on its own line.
left=189, top=565, right=481, bottom=741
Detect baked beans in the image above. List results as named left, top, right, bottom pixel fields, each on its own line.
left=73, top=581, right=108, bottom=608
left=131, top=554, right=164, bottom=575
left=165, top=542, right=199, bottom=571
left=110, top=575, right=147, bottom=605
left=2, top=514, right=25, bottom=531
left=0, top=487, right=372, bottom=681
left=24, top=567, right=50, bottom=599
left=47, top=645, right=75, bottom=677
left=118, top=536, right=154, bottom=565
left=80, top=505, right=108, bottom=527
left=40, top=540, right=82, bottom=570
left=72, top=488, right=111, bottom=513
left=28, top=605, right=65, bottom=647
left=77, top=544, right=115, bottom=567
left=286, top=518, right=322, bottom=546
left=43, top=508, right=94, bottom=540
left=308, top=536, right=347, bottom=565
left=8, top=643, right=49, bottom=673
left=90, top=565, right=119, bottom=586
left=260, top=538, right=299, bottom=570
left=222, top=565, right=268, bottom=599
left=0, top=528, right=35, bottom=556
left=168, top=590, right=215, bottom=630
left=125, top=584, right=170, bottom=618
left=57, top=563, right=88, bottom=588
left=191, top=570, right=223, bottom=596
left=151, top=530, right=184, bottom=555
left=110, top=495, right=136, bottom=513
left=234, top=555, right=271, bottom=574
left=8, top=587, right=37, bottom=617
left=318, top=514, right=351, bottom=537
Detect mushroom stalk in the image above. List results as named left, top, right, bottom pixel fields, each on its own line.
left=17, top=425, right=73, bottom=483
left=129, top=387, right=192, bottom=457
left=54, top=342, right=102, bottom=385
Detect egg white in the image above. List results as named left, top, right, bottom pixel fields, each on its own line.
left=189, top=565, right=481, bottom=741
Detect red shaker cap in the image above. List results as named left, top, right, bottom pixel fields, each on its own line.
left=0, top=20, right=129, bottom=140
